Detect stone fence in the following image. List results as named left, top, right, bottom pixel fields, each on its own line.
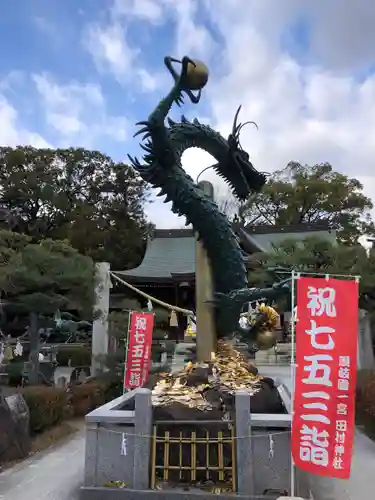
left=81, top=379, right=308, bottom=499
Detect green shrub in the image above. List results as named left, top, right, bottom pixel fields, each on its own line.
left=70, top=382, right=107, bottom=416
left=102, top=376, right=123, bottom=401
left=56, top=346, right=91, bottom=367
left=356, top=369, right=375, bottom=417
left=7, top=361, right=24, bottom=386
left=22, top=386, right=70, bottom=434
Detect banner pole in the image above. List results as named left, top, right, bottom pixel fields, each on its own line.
left=123, top=310, right=132, bottom=395
left=290, top=270, right=296, bottom=498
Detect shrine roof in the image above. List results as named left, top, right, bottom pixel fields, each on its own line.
left=243, top=223, right=336, bottom=252
left=115, top=224, right=336, bottom=282
left=115, top=230, right=196, bottom=282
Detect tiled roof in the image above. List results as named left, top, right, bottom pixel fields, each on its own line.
left=250, top=228, right=336, bottom=252
left=115, top=230, right=196, bottom=281
left=116, top=225, right=336, bottom=281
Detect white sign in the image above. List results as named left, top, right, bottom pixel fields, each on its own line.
left=120, top=433, right=127, bottom=456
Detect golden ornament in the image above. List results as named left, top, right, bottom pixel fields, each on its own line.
left=257, top=304, right=280, bottom=328
left=256, top=329, right=277, bottom=350
left=185, top=60, right=209, bottom=91
left=151, top=340, right=259, bottom=409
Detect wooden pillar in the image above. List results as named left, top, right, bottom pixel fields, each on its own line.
left=195, top=180, right=216, bottom=362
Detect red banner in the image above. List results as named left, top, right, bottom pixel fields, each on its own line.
left=124, top=311, right=154, bottom=389
left=291, top=277, right=358, bottom=479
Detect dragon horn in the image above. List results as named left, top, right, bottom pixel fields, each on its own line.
left=232, top=105, right=242, bottom=137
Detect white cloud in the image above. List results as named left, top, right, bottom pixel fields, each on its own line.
left=83, top=16, right=162, bottom=92
left=0, top=94, right=51, bottom=148
left=162, top=0, right=217, bottom=61
left=84, top=0, right=216, bottom=92
left=3, top=0, right=375, bottom=233
left=112, top=0, right=164, bottom=23
left=33, top=73, right=129, bottom=146
left=83, top=22, right=137, bottom=81
left=305, top=0, right=375, bottom=72
left=136, top=0, right=375, bottom=228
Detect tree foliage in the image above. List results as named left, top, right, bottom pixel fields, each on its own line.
left=0, top=229, right=95, bottom=317
left=0, top=146, right=152, bottom=270
left=248, top=236, right=375, bottom=311
left=218, top=162, right=374, bottom=244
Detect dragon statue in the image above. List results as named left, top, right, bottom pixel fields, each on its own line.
left=129, top=56, right=288, bottom=344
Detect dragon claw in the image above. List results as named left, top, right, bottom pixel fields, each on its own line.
left=179, top=56, right=195, bottom=91
left=164, top=55, right=202, bottom=105
left=206, top=292, right=233, bottom=309
left=181, top=56, right=196, bottom=71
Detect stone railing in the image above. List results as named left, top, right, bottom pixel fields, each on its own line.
left=81, top=375, right=309, bottom=499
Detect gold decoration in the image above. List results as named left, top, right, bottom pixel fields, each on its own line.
left=185, top=60, right=209, bottom=91
left=257, top=303, right=279, bottom=328
left=103, top=481, right=128, bottom=488
left=256, top=329, right=277, bottom=350
left=184, top=361, right=193, bottom=373
left=184, top=322, right=195, bottom=337
left=152, top=341, right=259, bottom=410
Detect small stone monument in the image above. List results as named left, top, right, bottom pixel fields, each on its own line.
left=0, top=392, right=30, bottom=462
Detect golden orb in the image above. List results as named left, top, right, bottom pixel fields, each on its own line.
left=256, top=329, right=277, bottom=350
left=185, top=60, right=209, bottom=91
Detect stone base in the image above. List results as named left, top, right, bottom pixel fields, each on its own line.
left=80, top=486, right=292, bottom=500
left=83, top=363, right=303, bottom=497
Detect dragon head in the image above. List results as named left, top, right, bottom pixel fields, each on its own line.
left=222, top=105, right=266, bottom=201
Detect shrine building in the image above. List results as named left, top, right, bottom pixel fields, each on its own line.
left=109, top=224, right=336, bottom=340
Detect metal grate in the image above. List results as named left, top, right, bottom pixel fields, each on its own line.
left=150, top=420, right=236, bottom=492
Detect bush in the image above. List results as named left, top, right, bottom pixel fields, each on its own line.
left=56, top=346, right=91, bottom=367
left=22, top=386, right=70, bottom=434
left=70, top=382, right=108, bottom=416
left=356, top=369, right=375, bottom=417
left=7, top=361, right=24, bottom=386
left=96, top=374, right=123, bottom=402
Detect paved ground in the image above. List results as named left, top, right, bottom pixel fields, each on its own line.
left=309, top=429, right=375, bottom=500
left=0, top=362, right=374, bottom=499
left=260, top=364, right=375, bottom=499
left=0, top=430, right=84, bottom=500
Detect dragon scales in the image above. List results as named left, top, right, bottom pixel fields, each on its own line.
left=128, top=56, right=288, bottom=343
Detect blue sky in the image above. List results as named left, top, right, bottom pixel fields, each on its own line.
left=1, top=0, right=375, bottom=228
